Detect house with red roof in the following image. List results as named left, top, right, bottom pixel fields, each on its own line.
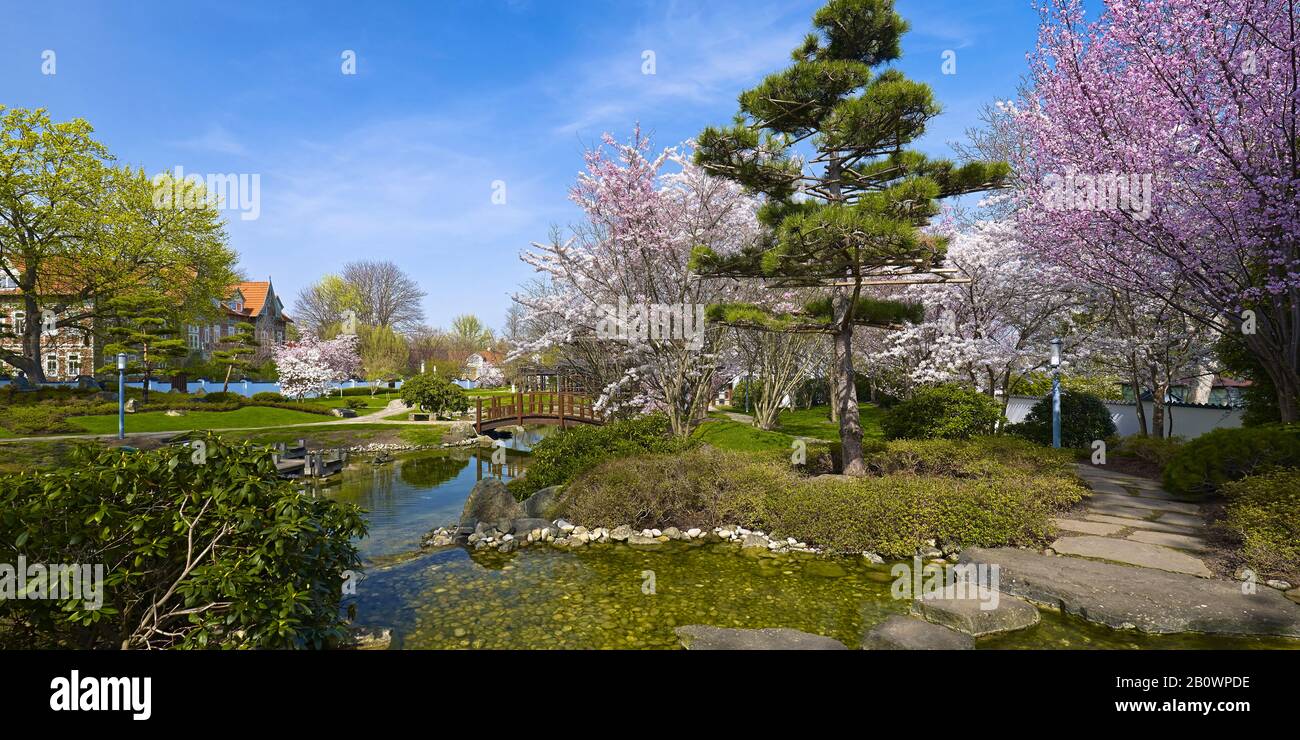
left=187, top=280, right=292, bottom=360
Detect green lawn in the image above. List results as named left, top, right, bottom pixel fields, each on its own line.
left=67, top=406, right=334, bottom=434
left=693, top=418, right=795, bottom=452
left=697, top=403, right=884, bottom=452
left=772, top=404, right=885, bottom=441
left=298, top=392, right=399, bottom=410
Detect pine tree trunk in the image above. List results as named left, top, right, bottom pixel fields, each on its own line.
left=832, top=292, right=865, bottom=476
left=222, top=364, right=233, bottom=394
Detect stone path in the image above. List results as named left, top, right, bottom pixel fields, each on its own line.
left=1050, top=464, right=1214, bottom=577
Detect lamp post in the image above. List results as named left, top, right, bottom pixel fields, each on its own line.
left=1050, top=338, right=1062, bottom=449
left=116, top=352, right=127, bottom=440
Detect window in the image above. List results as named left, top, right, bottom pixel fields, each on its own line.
left=67, top=353, right=81, bottom=377
left=0, top=271, right=15, bottom=290
left=45, top=353, right=58, bottom=377
left=188, top=325, right=200, bottom=350
left=13, top=310, right=25, bottom=334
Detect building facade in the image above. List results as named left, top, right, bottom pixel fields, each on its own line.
left=187, top=281, right=291, bottom=360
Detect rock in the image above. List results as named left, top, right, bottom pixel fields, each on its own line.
left=686, top=528, right=702, bottom=539
left=663, top=527, right=682, bottom=540
left=862, top=552, right=885, bottom=565
left=164, top=409, right=186, bottom=417
left=512, top=517, right=553, bottom=534
left=1051, top=535, right=1212, bottom=577
left=458, top=479, right=523, bottom=529
left=1234, top=566, right=1255, bottom=581
left=609, top=525, right=633, bottom=542
left=961, top=547, right=1300, bottom=637
left=497, top=539, right=518, bottom=553
left=425, top=533, right=455, bottom=548
left=627, top=534, right=662, bottom=546
left=741, top=534, right=769, bottom=549
left=912, top=583, right=1040, bottom=637
left=444, top=421, right=475, bottom=443
left=495, top=519, right=516, bottom=534
left=330, top=407, right=359, bottom=418
left=556, top=519, right=576, bottom=532
left=918, top=546, right=943, bottom=559
left=124, top=399, right=137, bottom=413
left=1287, top=589, right=1300, bottom=606
left=1265, top=579, right=1293, bottom=591
left=520, top=485, right=563, bottom=519
left=1126, top=530, right=1211, bottom=553
left=1052, top=517, right=1124, bottom=536
left=349, top=628, right=393, bottom=650
left=674, top=625, right=847, bottom=650
left=861, top=616, right=973, bottom=650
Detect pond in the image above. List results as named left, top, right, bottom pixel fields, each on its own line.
left=331, top=446, right=1299, bottom=650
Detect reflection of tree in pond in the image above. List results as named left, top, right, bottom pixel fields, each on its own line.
left=399, top=453, right=466, bottom=488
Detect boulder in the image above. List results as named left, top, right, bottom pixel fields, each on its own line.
left=741, top=533, right=769, bottom=549
left=458, top=479, right=523, bottom=529
left=861, top=615, right=973, bottom=650
left=627, top=534, right=662, bottom=546
left=330, top=407, right=358, bottom=418
left=444, top=421, right=475, bottom=443
left=164, top=409, right=186, bottom=417
left=124, top=399, right=137, bottom=413
left=512, top=517, right=553, bottom=534
left=609, top=524, right=633, bottom=542
left=674, top=625, right=847, bottom=650
left=912, top=583, right=1040, bottom=637
left=521, top=485, right=563, bottom=519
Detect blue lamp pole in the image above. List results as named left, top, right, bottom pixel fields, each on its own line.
left=116, top=352, right=127, bottom=440
left=1050, top=338, right=1062, bottom=449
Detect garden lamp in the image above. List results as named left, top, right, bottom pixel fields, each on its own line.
left=1049, top=338, right=1062, bottom=449
left=116, top=352, right=127, bottom=440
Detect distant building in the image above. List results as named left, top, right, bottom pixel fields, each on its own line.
left=464, top=350, right=504, bottom=381
left=188, top=280, right=291, bottom=359
left=0, top=269, right=96, bottom=382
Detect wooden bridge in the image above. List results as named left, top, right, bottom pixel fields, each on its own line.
left=474, top=392, right=602, bottom=434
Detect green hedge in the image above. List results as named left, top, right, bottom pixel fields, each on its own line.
left=1163, top=425, right=1300, bottom=498
left=556, top=443, right=1086, bottom=556
left=0, top=433, right=366, bottom=649
left=881, top=384, right=1004, bottom=440
left=1219, top=469, right=1300, bottom=578
left=507, top=413, right=689, bottom=499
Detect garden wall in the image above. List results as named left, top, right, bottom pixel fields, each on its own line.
left=1003, top=395, right=1243, bottom=440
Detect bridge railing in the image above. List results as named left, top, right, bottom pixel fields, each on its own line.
left=474, top=392, right=599, bottom=432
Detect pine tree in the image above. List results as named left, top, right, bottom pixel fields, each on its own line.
left=213, top=321, right=259, bottom=393
left=100, top=290, right=190, bottom=403
left=691, top=0, right=1007, bottom=474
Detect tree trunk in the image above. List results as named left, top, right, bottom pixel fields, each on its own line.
left=1150, top=369, right=1166, bottom=439
left=22, top=290, right=47, bottom=383
left=222, top=363, right=233, bottom=394
left=828, top=347, right=840, bottom=424
left=832, top=297, right=865, bottom=476
left=1129, top=360, right=1148, bottom=436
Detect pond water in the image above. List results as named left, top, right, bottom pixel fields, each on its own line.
left=331, top=446, right=1300, bottom=650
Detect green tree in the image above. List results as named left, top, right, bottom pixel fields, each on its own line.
left=293, top=274, right=362, bottom=339
left=450, top=313, right=493, bottom=351
left=213, top=321, right=259, bottom=393
left=0, top=107, right=238, bottom=382
left=359, top=323, right=408, bottom=392
left=690, top=0, right=1006, bottom=474
left=399, top=372, right=468, bottom=418
left=99, top=290, right=190, bottom=403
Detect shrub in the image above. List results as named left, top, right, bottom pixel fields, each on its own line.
left=1219, top=469, right=1300, bottom=579
left=865, top=435, right=1078, bottom=479
left=1114, top=435, right=1185, bottom=468
left=508, top=413, right=688, bottom=498
left=0, top=404, right=77, bottom=435
left=1007, top=390, right=1116, bottom=449
left=201, top=391, right=243, bottom=404
left=1163, top=425, right=1300, bottom=498
left=0, top=433, right=366, bottom=649
left=400, top=374, right=467, bottom=418
left=251, top=391, right=286, bottom=403
left=557, top=444, right=1087, bottom=556
left=344, top=398, right=368, bottom=410
left=881, top=384, right=1004, bottom=440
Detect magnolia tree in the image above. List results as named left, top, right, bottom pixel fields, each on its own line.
left=1011, top=0, right=1300, bottom=420
left=883, top=218, right=1091, bottom=420
left=476, top=363, right=506, bottom=389
left=515, top=129, right=761, bottom=436
left=272, top=334, right=360, bottom=400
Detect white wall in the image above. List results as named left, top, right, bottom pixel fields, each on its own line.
left=1003, top=395, right=1242, bottom=440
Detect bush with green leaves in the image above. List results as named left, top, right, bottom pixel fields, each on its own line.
left=881, top=384, right=1004, bottom=440
left=1114, top=435, right=1185, bottom=469
left=556, top=443, right=1086, bottom=556
left=1163, top=425, right=1300, bottom=498
left=399, top=373, right=467, bottom=419
left=0, top=433, right=366, bottom=649
left=1219, top=469, right=1300, bottom=579
left=201, top=391, right=242, bottom=404
left=251, top=391, right=286, bottom=403
left=1007, top=390, right=1117, bottom=449
left=507, top=413, right=688, bottom=498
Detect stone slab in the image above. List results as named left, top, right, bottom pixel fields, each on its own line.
left=1052, top=517, right=1124, bottom=536
left=1126, top=530, right=1211, bottom=553
left=1086, top=493, right=1201, bottom=516
left=1051, top=535, right=1212, bottom=577
left=674, top=625, right=847, bottom=650
left=961, top=547, right=1300, bottom=636
left=1084, top=513, right=1201, bottom=535
left=1152, top=512, right=1206, bottom=529
left=911, top=584, right=1040, bottom=637
left=861, top=615, right=973, bottom=650
left=1085, top=499, right=1167, bottom=520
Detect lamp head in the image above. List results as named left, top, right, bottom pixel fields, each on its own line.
left=1050, top=338, right=1062, bottom=368
left=116, top=353, right=127, bottom=371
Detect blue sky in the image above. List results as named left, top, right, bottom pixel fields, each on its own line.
left=2, top=0, right=1044, bottom=332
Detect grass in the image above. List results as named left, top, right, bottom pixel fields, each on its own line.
left=66, top=407, right=333, bottom=434
left=696, top=403, right=883, bottom=452
left=298, top=392, right=399, bottom=410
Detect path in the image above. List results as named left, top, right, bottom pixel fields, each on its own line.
left=959, top=463, right=1300, bottom=637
